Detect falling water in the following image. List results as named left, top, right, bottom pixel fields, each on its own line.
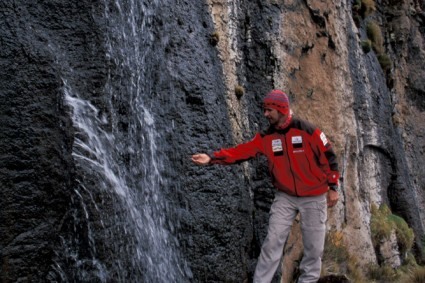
left=52, top=0, right=190, bottom=282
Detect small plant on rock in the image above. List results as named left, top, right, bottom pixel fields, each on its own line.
left=322, top=231, right=366, bottom=282
left=234, top=85, right=244, bottom=99
left=209, top=31, right=220, bottom=46
left=361, top=39, right=372, bottom=53
left=370, top=203, right=415, bottom=261
left=360, top=0, right=376, bottom=18
left=370, top=204, right=393, bottom=244
left=352, top=0, right=362, bottom=12
left=368, top=264, right=400, bottom=282
left=378, top=53, right=392, bottom=72
left=388, top=214, right=414, bottom=256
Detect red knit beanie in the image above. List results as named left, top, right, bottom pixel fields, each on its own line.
left=263, top=89, right=290, bottom=115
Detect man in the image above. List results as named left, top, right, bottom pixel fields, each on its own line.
left=191, top=89, right=340, bottom=283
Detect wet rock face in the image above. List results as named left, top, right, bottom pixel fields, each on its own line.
left=0, top=1, right=106, bottom=282
left=155, top=2, right=257, bottom=282
left=1, top=1, right=258, bottom=282
left=0, top=3, right=76, bottom=282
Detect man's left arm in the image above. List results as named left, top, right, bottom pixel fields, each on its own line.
left=312, top=129, right=340, bottom=206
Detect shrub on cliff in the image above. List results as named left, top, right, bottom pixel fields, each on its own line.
left=352, top=0, right=375, bottom=19
left=378, top=53, right=392, bottom=72
left=366, top=21, right=384, bottom=54
left=360, top=0, right=376, bottom=18
left=370, top=204, right=414, bottom=260
left=234, top=85, right=244, bottom=99
left=361, top=39, right=372, bottom=53
left=209, top=31, right=219, bottom=46
left=370, top=204, right=393, bottom=243
left=388, top=214, right=414, bottom=256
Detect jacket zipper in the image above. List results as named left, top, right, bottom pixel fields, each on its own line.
left=284, top=134, right=298, bottom=196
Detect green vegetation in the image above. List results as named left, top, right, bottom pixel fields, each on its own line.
left=234, top=85, right=244, bottom=99
left=352, top=0, right=392, bottom=73
left=378, top=53, right=392, bottom=72
left=321, top=205, right=419, bottom=282
left=352, top=0, right=375, bottom=18
left=388, top=214, right=415, bottom=255
left=370, top=204, right=414, bottom=253
left=361, top=39, right=372, bottom=53
left=323, top=231, right=347, bottom=264
left=306, top=89, right=314, bottom=99
left=353, top=0, right=362, bottom=12
left=209, top=31, right=220, bottom=46
left=369, top=204, right=419, bottom=282
left=365, top=21, right=392, bottom=72
left=368, top=259, right=425, bottom=283
left=366, top=21, right=384, bottom=54
left=370, top=204, right=393, bottom=244
left=352, top=0, right=362, bottom=27
left=369, top=264, right=400, bottom=282
left=360, top=0, right=376, bottom=17
left=322, top=231, right=366, bottom=282
left=406, top=266, right=425, bottom=283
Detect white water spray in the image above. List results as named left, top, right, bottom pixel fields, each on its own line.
left=56, top=0, right=190, bottom=282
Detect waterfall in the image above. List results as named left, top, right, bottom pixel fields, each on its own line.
left=52, top=0, right=190, bottom=282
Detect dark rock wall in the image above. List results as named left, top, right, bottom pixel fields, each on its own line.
left=381, top=0, right=425, bottom=257
left=1, top=0, right=259, bottom=282
left=0, top=2, right=84, bottom=281
left=155, top=2, right=256, bottom=282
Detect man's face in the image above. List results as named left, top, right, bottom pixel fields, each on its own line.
left=264, top=107, right=285, bottom=127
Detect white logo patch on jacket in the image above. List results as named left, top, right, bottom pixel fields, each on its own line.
left=272, top=139, right=283, bottom=152
left=292, top=136, right=302, bottom=144
left=292, top=136, right=303, bottom=150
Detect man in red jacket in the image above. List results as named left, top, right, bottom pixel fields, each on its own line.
left=192, top=89, right=340, bottom=283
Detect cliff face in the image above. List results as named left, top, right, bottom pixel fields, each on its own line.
left=209, top=0, right=425, bottom=276
left=1, top=0, right=424, bottom=282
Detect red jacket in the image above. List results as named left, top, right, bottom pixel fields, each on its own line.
left=211, top=117, right=339, bottom=197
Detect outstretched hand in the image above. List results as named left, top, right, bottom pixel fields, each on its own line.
left=191, top=153, right=211, bottom=166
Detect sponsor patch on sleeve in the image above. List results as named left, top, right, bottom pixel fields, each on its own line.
left=320, top=132, right=329, bottom=146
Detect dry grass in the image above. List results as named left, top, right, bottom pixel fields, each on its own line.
left=405, top=266, right=425, bottom=283
left=368, top=264, right=400, bottom=282
left=322, top=231, right=366, bottom=282
left=323, top=231, right=347, bottom=264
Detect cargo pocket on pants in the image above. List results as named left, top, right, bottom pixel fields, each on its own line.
left=317, top=199, right=327, bottom=224
left=301, top=199, right=327, bottom=231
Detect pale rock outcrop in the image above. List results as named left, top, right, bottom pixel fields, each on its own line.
left=379, top=230, right=402, bottom=268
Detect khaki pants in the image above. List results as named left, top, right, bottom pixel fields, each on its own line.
left=253, top=191, right=327, bottom=283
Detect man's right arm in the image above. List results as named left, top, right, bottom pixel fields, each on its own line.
left=191, top=133, right=264, bottom=166
left=191, top=153, right=211, bottom=165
